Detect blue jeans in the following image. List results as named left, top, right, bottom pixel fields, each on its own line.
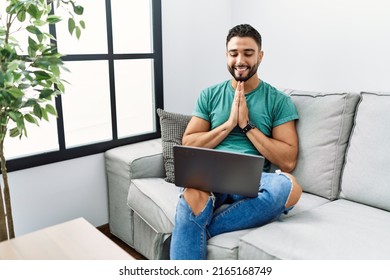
left=170, top=172, right=293, bottom=260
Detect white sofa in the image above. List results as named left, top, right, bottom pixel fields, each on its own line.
left=105, top=90, right=390, bottom=260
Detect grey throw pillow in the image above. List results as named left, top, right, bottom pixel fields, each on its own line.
left=340, top=92, right=390, bottom=211
left=157, top=108, right=191, bottom=183
left=286, top=90, right=360, bottom=200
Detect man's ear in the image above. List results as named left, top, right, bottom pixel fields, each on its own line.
left=258, top=50, right=264, bottom=63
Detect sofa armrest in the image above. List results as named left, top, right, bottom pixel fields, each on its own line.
left=104, top=138, right=165, bottom=241
left=105, top=138, right=165, bottom=181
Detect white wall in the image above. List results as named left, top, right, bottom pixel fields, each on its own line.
left=8, top=154, right=109, bottom=236
left=231, top=0, right=390, bottom=93
left=163, top=0, right=390, bottom=111
left=8, top=0, right=390, bottom=236
left=162, top=0, right=232, bottom=114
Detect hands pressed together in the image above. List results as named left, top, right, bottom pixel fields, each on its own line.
left=229, top=81, right=250, bottom=129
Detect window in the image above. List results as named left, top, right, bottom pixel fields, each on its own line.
left=6, top=0, right=163, bottom=171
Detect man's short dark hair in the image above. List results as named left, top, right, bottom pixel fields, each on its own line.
left=226, top=24, right=262, bottom=49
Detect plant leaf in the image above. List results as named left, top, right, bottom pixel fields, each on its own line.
left=56, top=81, right=65, bottom=93
left=9, top=127, right=20, bottom=138
left=34, top=70, right=51, bottom=81
left=33, top=104, right=43, bottom=119
left=4, top=72, right=14, bottom=86
left=24, top=114, right=39, bottom=125
left=45, top=104, right=57, bottom=116
left=28, top=46, right=37, bottom=58
left=79, top=20, right=86, bottom=29
left=39, top=89, right=54, bottom=99
left=46, top=15, right=62, bottom=24
left=41, top=107, right=49, bottom=121
left=74, top=5, right=84, bottom=15
left=27, top=5, right=39, bottom=19
left=0, top=71, right=4, bottom=85
left=26, top=25, right=42, bottom=35
left=17, top=9, right=26, bottom=22
left=68, top=18, right=75, bottom=35
left=0, top=116, right=7, bottom=126
left=33, top=19, right=47, bottom=27
left=50, top=64, right=60, bottom=77
left=7, top=88, right=24, bottom=99
left=8, top=111, right=21, bottom=122
left=28, top=36, right=39, bottom=51
left=75, top=26, right=81, bottom=39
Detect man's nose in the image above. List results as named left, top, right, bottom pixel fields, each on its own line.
left=236, top=54, right=244, bottom=64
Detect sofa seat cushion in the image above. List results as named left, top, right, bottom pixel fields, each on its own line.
left=128, top=178, right=180, bottom=234
left=239, top=199, right=390, bottom=260
left=207, top=229, right=252, bottom=260
left=128, top=177, right=329, bottom=259
left=285, top=192, right=329, bottom=217
left=207, top=192, right=329, bottom=259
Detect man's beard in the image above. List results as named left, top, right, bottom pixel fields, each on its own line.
left=227, top=63, right=259, bottom=82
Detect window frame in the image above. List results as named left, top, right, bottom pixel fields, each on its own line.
left=6, top=0, right=163, bottom=172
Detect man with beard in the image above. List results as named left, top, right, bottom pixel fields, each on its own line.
left=170, top=24, right=302, bottom=260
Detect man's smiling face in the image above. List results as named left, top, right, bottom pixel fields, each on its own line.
left=226, top=36, right=263, bottom=82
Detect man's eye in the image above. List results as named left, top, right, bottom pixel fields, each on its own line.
left=245, top=52, right=254, bottom=57
left=229, top=53, right=238, bottom=57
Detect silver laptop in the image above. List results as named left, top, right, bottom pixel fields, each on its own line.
left=173, top=145, right=264, bottom=197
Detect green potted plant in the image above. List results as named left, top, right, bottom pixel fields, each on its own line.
left=0, top=0, right=85, bottom=241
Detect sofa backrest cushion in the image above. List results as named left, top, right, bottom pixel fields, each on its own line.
left=286, top=90, right=361, bottom=200
left=157, top=108, right=191, bottom=183
left=340, top=92, right=390, bottom=211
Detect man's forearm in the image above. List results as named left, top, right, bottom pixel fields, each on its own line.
left=183, top=121, right=235, bottom=149
left=246, top=129, right=298, bottom=172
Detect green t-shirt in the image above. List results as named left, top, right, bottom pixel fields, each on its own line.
left=193, top=80, right=299, bottom=171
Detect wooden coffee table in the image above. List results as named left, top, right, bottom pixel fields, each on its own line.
left=0, top=217, right=134, bottom=259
